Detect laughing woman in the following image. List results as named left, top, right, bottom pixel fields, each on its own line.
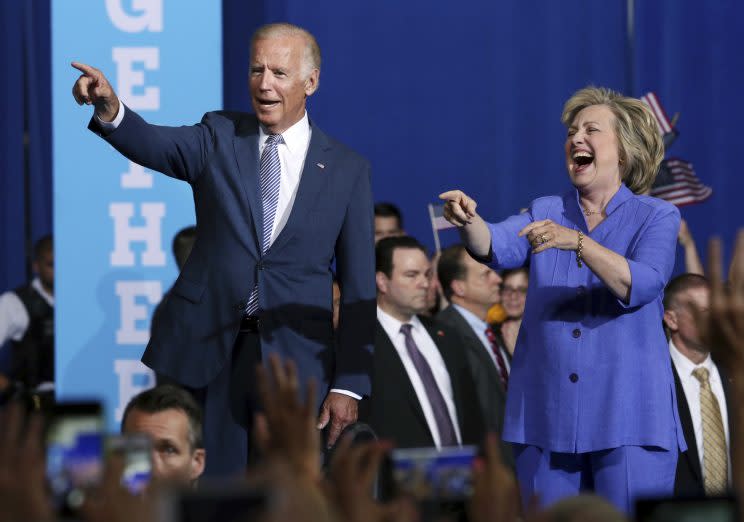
left=439, top=86, right=684, bottom=513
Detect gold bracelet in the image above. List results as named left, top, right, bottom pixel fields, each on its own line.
left=576, top=230, right=584, bottom=268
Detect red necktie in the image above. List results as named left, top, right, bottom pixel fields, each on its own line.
left=485, top=327, right=509, bottom=391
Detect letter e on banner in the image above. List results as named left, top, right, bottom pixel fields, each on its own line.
left=115, top=280, right=162, bottom=344
left=114, top=359, right=156, bottom=421
left=113, top=47, right=160, bottom=110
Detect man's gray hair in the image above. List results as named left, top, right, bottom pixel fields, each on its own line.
left=252, top=22, right=321, bottom=79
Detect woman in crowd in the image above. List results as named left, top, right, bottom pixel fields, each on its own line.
left=499, top=267, right=529, bottom=355
left=440, top=86, right=685, bottom=513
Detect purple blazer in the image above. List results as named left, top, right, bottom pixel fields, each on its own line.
left=486, top=184, right=686, bottom=453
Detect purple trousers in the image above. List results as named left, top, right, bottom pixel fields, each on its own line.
left=514, top=444, right=678, bottom=514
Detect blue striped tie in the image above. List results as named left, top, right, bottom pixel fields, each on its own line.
left=245, top=134, right=283, bottom=315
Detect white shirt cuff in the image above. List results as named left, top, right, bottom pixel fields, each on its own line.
left=329, top=388, right=362, bottom=401
left=95, top=102, right=125, bottom=131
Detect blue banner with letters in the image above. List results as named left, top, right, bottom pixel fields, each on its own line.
left=52, top=0, right=222, bottom=429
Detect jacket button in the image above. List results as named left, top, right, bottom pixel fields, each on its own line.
left=258, top=261, right=264, bottom=270
left=569, top=373, right=579, bottom=383
left=572, top=328, right=581, bottom=338
left=577, top=285, right=586, bottom=296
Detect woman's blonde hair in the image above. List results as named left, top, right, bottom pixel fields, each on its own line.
left=561, top=86, right=664, bottom=194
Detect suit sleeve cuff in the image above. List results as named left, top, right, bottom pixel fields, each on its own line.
left=465, top=244, right=493, bottom=264
left=329, top=388, right=362, bottom=400
left=94, top=103, right=125, bottom=133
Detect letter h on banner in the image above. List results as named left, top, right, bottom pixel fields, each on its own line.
left=109, top=202, right=166, bottom=266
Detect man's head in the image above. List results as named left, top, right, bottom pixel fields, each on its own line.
left=663, top=274, right=710, bottom=355
left=374, top=203, right=404, bottom=243
left=249, top=23, right=320, bottom=134
left=32, top=235, right=54, bottom=294
left=437, top=244, right=502, bottom=320
left=121, top=385, right=205, bottom=486
left=172, top=226, right=196, bottom=271
left=376, top=236, right=431, bottom=322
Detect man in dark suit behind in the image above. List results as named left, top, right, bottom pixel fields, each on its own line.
left=71, top=23, right=375, bottom=476
left=363, top=236, right=484, bottom=448
left=436, top=244, right=514, bottom=468
left=664, top=274, right=732, bottom=496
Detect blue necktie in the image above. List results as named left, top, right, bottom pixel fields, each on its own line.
left=245, top=134, right=283, bottom=316
left=400, top=324, right=458, bottom=446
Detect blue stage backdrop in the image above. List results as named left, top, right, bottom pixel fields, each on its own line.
left=221, top=0, right=743, bottom=265
left=52, top=0, right=221, bottom=429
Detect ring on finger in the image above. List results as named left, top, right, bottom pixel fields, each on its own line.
left=539, top=234, right=548, bottom=244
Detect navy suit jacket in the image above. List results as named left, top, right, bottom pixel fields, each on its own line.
left=436, top=305, right=514, bottom=468
left=90, top=107, right=376, bottom=405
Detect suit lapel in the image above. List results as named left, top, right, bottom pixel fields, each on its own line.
left=268, top=123, right=331, bottom=254
left=672, top=363, right=703, bottom=483
left=375, top=322, right=429, bottom=433
left=443, top=307, right=503, bottom=387
left=719, top=364, right=735, bottom=449
left=233, top=117, right=262, bottom=243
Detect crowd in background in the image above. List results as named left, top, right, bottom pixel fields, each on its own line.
left=0, top=198, right=742, bottom=521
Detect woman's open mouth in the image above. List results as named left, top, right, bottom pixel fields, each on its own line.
left=572, top=151, right=594, bottom=173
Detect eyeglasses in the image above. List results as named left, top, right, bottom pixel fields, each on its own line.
left=501, top=285, right=528, bottom=296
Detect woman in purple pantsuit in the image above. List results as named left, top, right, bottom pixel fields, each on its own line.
left=440, top=87, right=685, bottom=513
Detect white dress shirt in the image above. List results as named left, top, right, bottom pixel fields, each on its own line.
left=0, top=278, right=54, bottom=345
left=452, top=304, right=510, bottom=374
left=257, top=112, right=311, bottom=246
left=377, top=306, right=462, bottom=448
left=670, top=340, right=731, bottom=481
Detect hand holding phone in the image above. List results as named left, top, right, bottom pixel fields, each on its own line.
left=45, top=401, right=104, bottom=516
left=106, top=433, right=152, bottom=494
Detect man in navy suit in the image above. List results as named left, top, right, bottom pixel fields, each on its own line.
left=71, top=23, right=375, bottom=476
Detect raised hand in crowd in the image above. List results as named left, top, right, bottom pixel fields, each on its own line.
left=325, top=436, right=418, bottom=522
left=678, top=219, right=704, bottom=275
left=703, top=230, right=744, bottom=509
left=80, top=454, right=157, bottom=522
left=255, top=353, right=322, bottom=482
left=704, top=230, right=744, bottom=377
left=253, top=354, right=334, bottom=522
left=0, top=402, right=52, bottom=522
left=70, top=62, right=120, bottom=122
left=469, top=433, right=521, bottom=522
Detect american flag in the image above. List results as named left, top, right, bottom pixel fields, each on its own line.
left=641, top=91, right=679, bottom=149
left=428, top=203, right=456, bottom=231
left=641, top=92, right=713, bottom=207
left=650, top=157, right=713, bottom=207
left=428, top=203, right=456, bottom=253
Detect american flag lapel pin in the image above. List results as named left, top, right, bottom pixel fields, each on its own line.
left=437, top=330, right=445, bottom=337
left=316, top=162, right=325, bottom=169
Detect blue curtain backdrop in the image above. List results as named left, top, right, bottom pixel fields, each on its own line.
left=634, top=0, right=744, bottom=267
left=0, top=0, right=52, bottom=292
left=1, top=0, right=742, bottom=292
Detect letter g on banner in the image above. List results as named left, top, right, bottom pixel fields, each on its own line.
left=106, top=0, right=163, bottom=33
